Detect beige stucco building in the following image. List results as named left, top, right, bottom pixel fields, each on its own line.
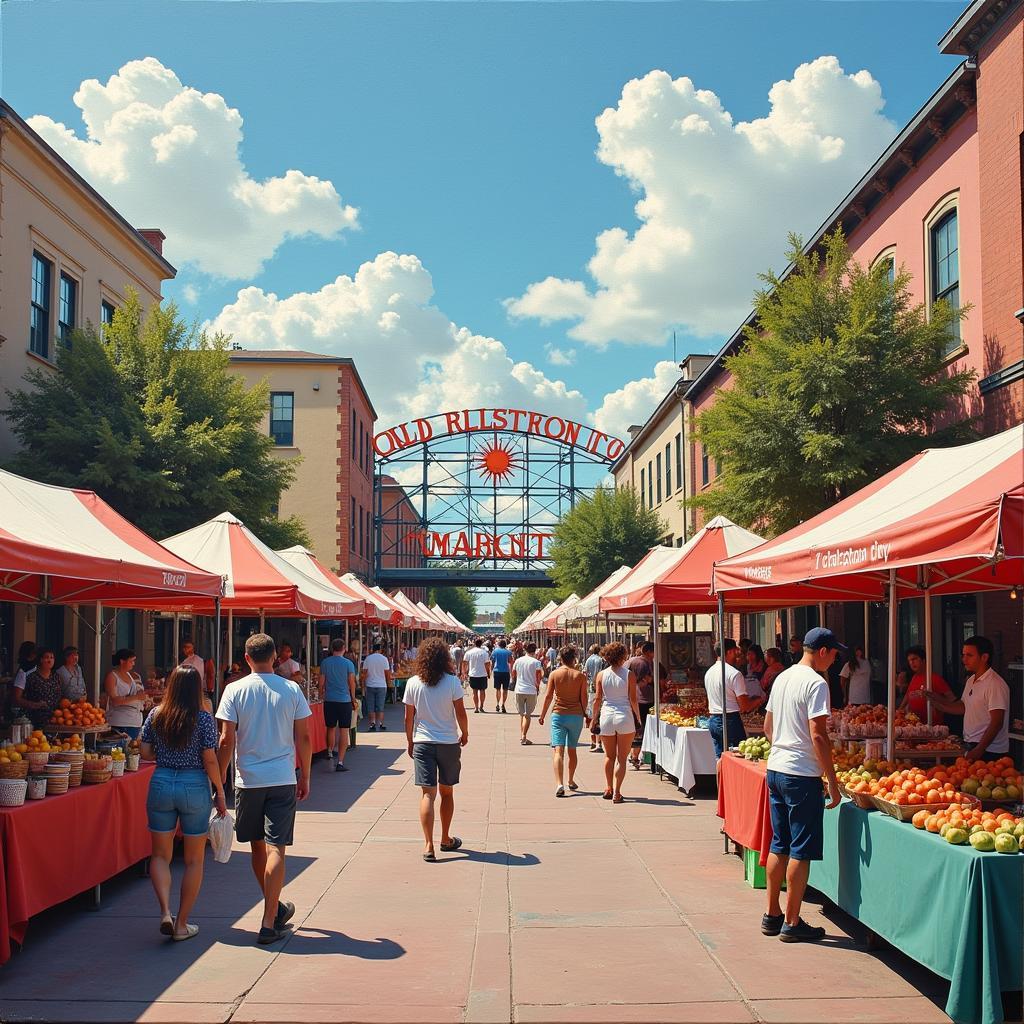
left=227, top=350, right=377, bottom=577
left=0, top=99, right=175, bottom=459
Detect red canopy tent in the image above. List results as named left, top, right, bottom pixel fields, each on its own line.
left=713, top=424, right=1023, bottom=752
left=275, top=546, right=378, bottom=620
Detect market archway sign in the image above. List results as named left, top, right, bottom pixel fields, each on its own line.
left=372, top=408, right=623, bottom=589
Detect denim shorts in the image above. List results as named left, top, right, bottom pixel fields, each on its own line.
left=366, top=687, right=387, bottom=713
left=147, top=767, right=212, bottom=837
left=767, top=769, right=826, bottom=861
left=550, top=714, right=584, bottom=748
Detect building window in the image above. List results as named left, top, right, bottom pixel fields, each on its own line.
left=366, top=432, right=372, bottom=474
left=664, top=443, right=672, bottom=496
left=100, top=300, right=116, bottom=338
left=359, top=504, right=365, bottom=560
left=351, top=497, right=356, bottom=552
left=358, top=420, right=365, bottom=470
left=351, top=411, right=357, bottom=459
left=269, top=392, right=294, bottom=446
left=655, top=452, right=662, bottom=505
left=676, top=536, right=684, bottom=548
left=931, top=209, right=960, bottom=353
left=674, top=433, right=682, bottom=492
left=640, top=468, right=646, bottom=509
left=366, top=508, right=372, bottom=561
left=58, top=274, right=77, bottom=348
left=701, top=449, right=710, bottom=488
left=647, top=461, right=654, bottom=509
left=30, top=252, right=52, bottom=359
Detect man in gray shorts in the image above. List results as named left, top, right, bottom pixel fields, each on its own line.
left=218, top=633, right=312, bottom=945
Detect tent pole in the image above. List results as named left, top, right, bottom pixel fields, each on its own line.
left=886, top=570, right=897, bottom=761
left=227, top=609, right=234, bottom=680
left=652, top=603, right=661, bottom=778
left=923, top=569, right=933, bottom=727
left=93, top=601, right=103, bottom=706
left=259, top=609, right=265, bottom=633
left=214, top=598, right=222, bottom=709
left=306, top=615, right=313, bottom=700
left=718, top=591, right=729, bottom=855
left=173, top=613, right=180, bottom=663
left=863, top=601, right=870, bottom=660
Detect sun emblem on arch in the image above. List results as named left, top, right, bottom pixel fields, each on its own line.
left=476, top=439, right=519, bottom=484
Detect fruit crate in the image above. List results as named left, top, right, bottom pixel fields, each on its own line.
left=742, top=846, right=785, bottom=890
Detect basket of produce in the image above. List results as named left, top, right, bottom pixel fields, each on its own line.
left=43, top=761, right=71, bottom=796
left=874, top=791, right=980, bottom=822
left=840, top=783, right=877, bottom=811
left=0, top=778, right=27, bottom=807
left=0, top=757, right=29, bottom=779
left=110, top=751, right=126, bottom=778
left=82, top=766, right=112, bottom=785
left=53, top=751, right=85, bottom=787
left=26, top=750, right=51, bottom=771
left=869, top=766, right=981, bottom=821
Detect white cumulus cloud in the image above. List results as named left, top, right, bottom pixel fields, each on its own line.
left=545, top=344, right=576, bottom=367
left=208, top=252, right=590, bottom=430
left=28, top=57, right=358, bottom=279
left=592, top=360, right=683, bottom=440
left=506, top=57, right=896, bottom=344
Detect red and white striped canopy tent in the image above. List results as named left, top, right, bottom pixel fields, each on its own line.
left=416, top=600, right=451, bottom=631
left=433, top=605, right=469, bottom=634
left=599, top=516, right=768, bottom=616
left=389, top=590, right=432, bottom=630
left=276, top=546, right=377, bottom=620
left=0, top=467, right=221, bottom=605
left=368, top=585, right=414, bottom=627
left=161, top=513, right=363, bottom=617
left=713, top=425, right=1024, bottom=604
left=514, top=600, right=558, bottom=634
left=543, top=593, right=580, bottom=631
left=563, top=566, right=633, bottom=624
left=335, top=574, right=400, bottom=624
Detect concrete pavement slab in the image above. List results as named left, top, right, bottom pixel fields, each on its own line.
left=514, top=1001, right=756, bottom=1022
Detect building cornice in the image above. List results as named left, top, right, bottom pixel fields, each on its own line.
left=609, top=380, right=688, bottom=474
left=940, top=0, right=1022, bottom=54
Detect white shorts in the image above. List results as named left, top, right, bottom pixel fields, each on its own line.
left=599, top=706, right=635, bottom=736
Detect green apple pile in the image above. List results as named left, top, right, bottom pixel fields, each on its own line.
left=942, top=819, right=1024, bottom=853
left=739, top=736, right=771, bottom=761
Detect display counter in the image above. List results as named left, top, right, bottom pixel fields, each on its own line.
left=640, top=716, right=716, bottom=793
left=0, top=765, right=154, bottom=964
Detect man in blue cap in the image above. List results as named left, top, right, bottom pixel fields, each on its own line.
left=761, top=627, right=844, bottom=944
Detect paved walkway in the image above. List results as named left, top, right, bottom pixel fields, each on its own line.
left=1, top=702, right=952, bottom=1023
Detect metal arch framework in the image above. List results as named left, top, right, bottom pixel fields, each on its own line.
left=372, top=410, right=623, bottom=590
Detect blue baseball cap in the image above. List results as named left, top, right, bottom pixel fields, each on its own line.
left=803, top=627, right=847, bottom=653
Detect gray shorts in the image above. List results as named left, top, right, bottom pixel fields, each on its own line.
left=516, top=693, right=538, bottom=716
left=235, top=784, right=297, bottom=846
left=412, top=742, right=462, bottom=787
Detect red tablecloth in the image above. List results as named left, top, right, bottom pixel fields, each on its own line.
left=716, top=753, right=774, bottom=866
left=0, top=765, right=154, bottom=965
left=306, top=702, right=327, bottom=757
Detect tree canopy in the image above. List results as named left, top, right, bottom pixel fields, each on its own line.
left=3, top=293, right=310, bottom=548
left=691, top=230, right=976, bottom=535
left=427, top=586, right=477, bottom=629
left=549, top=485, right=664, bottom=596
left=503, top=586, right=560, bottom=632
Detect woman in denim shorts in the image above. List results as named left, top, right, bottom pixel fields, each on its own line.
left=140, top=667, right=227, bottom=942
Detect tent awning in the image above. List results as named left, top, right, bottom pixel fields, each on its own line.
left=0, top=468, right=222, bottom=605
left=389, top=590, right=432, bottom=629
left=335, top=575, right=399, bottom=623
left=368, top=585, right=413, bottom=626
left=161, top=513, right=362, bottom=616
left=276, top=546, right=375, bottom=619
left=565, top=566, right=632, bottom=622
left=544, top=593, right=580, bottom=630
left=713, top=425, right=1024, bottom=603
left=600, top=516, right=769, bottom=615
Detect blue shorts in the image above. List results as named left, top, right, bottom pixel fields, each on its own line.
left=550, top=713, right=584, bottom=748
left=366, top=687, right=387, bottom=713
left=146, top=767, right=212, bottom=837
left=767, top=769, right=825, bottom=861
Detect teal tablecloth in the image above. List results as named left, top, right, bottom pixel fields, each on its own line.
left=809, top=801, right=1023, bottom=1024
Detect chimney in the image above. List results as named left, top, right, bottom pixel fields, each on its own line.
left=137, top=228, right=166, bottom=256
left=627, top=424, right=642, bottom=439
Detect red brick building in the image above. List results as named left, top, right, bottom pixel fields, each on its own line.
left=377, top=474, right=426, bottom=603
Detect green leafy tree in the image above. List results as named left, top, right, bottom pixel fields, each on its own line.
left=503, top=586, right=559, bottom=632
left=549, top=485, right=664, bottom=596
left=4, top=292, right=310, bottom=548
left=428, top=586, right=477, bottom=628
left=691, top=230, right=976, bottom=535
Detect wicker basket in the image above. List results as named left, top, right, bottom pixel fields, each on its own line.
left=82, top=769, right=112, bottom=785
left=45, top=776, right=70, bottom=796
left=0, top=778, right=27, bottom=807
left=54, top=752, right=85, bottom=787
left=872, top=793, right=981, bottom=822
left=110, top=760, right=125, bottom=778
left=26, top=751, right=50, bottom=771
left=841, top=785, right=877, bottom=811
left=0, top=760, right=29, bottom=779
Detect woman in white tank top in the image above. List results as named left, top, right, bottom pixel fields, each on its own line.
left=592, top=642, right=640, bottom=803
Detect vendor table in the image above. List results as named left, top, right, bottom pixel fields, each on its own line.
left=810, top=801, right=1023, bottom=1024
left=307, top=702, right=327, bottom=755
left=0, top=765, right=154, bottom=965
left=640, top=717, right=716, bottom=793
left=716, top=752, right=773, bottom=866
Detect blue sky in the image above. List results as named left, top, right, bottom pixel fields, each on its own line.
left=4, top=1, right=965, bottom=437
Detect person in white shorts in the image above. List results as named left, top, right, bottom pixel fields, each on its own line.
left=591, top=642, right=640, bottom=803
left=511, top=642, right=543, bottom=745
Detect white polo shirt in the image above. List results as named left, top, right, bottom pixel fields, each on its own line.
left=962, top=668, right=1010, bottom=752
left=704, top=661, right=746, bottom=714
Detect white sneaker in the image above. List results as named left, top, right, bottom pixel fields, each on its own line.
left=326, top=750, right=334, bottom=761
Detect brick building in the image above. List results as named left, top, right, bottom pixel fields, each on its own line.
left=377, top=474, right=426, bottom=603
left=227, top=350, right=376, bottom=578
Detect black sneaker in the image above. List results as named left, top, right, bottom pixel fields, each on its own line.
left=369, top=723, right=376, bottom=731
left=335, top=762, right=349, bottom=772
left=761, top=913, right=784, bottom=936
left=378, top=723, right=386, bottom=731
left=779, top=918, right=826, bottom=943
left=274, top=900, right=295, bottom=929
left=258, top=924, right=291, bottom=945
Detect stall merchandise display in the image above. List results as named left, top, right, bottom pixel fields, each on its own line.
left=828, top=704, right=953, bottom=741
left=48, top=699, right=106, bottom=730
left=912, top=805, right=1024, bottom=852
left=737, top=736, right=771, bottom=760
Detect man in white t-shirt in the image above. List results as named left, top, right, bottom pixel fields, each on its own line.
left=839, top=647, right=872, bottom=706
left=450, top=642, right=465, bottom=678
left=925, top=634, right=1010, bottom=758
left=179, top=639, right=206, bottom=679
left=704, top=639, right=763, bottom=757
left=512, top=642, right=543, bottom=745
left=275, top=643, right=304, bottom=684
left=762, top=627, right=843, bottom=945
left=544, top=644, right=558, bottom=676
left=463, top=639, right=491, bottom=714
left=217, top=633, right=312, bottom=946
left=361, top=643, right=394, bottom=732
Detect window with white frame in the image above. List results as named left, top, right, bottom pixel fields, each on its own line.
left=30, top=252, right=52, bottom=359
left=931, top=209, right=960, bottom=354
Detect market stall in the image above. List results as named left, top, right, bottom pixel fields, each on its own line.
left=0, top=765, right=155, bottom=964
left=715, top=752, right=774, bottom=865
left=640, top=714, right=716, bottom=793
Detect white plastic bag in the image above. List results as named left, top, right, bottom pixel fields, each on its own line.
left=208, top=808, right=234, bottom=864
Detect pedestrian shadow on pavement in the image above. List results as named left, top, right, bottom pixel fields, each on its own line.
left=281, top=928, right=406, bottom=959
left=302, top=746, right=406, bottom=814
left=614, top=796, right=696, bottom=807
left=435, top=850, right=539, bottom=866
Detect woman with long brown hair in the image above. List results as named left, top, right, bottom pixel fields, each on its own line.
left=592, top=642, right=640, bottom=803
left=403, top=637, right=469, bottom=861
left=140, top=666, right=227, bottom=941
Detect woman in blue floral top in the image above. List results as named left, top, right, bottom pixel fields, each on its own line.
left=141, top=666, right=227, bottom=942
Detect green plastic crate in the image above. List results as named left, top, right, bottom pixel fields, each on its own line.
left=743, top=846, right=785, bottom=890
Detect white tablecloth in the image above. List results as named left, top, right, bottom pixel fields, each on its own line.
left=640, top=716, right=717, bottom=793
